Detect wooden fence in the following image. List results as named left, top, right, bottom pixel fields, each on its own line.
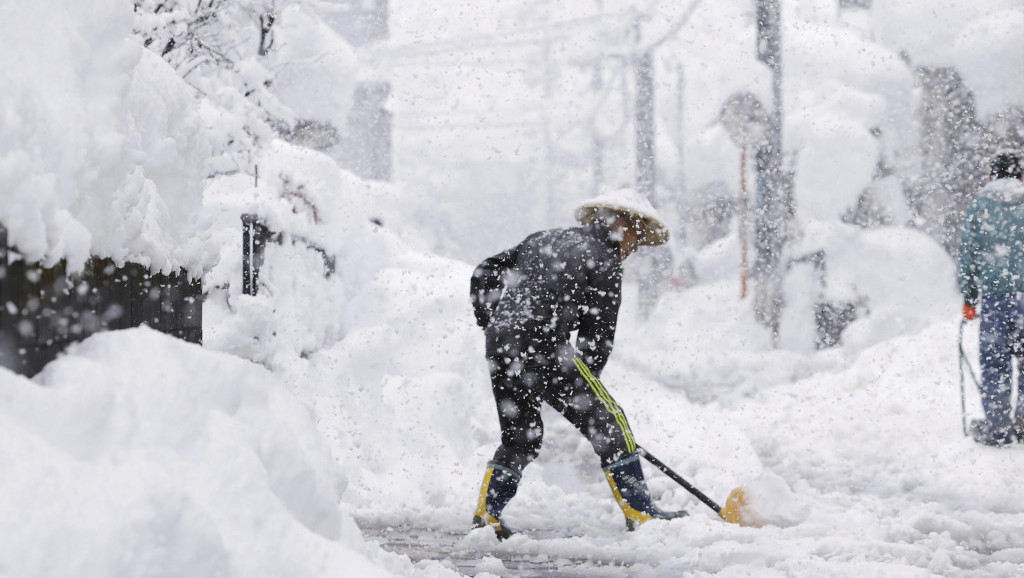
left=0, top=225, right=202, bottom=376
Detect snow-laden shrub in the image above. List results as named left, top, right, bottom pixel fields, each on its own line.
left=134, top=0, right=358, bottom=176
left=203, top=140, right=428, bottom=367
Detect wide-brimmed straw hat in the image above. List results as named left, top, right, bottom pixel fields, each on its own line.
left=574, top=188, right=670, bottom=246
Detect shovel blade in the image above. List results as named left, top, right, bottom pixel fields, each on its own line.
left=719, top=486, right=759, bottom=526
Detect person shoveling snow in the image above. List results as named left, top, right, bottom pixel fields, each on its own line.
left=468, top=189, right=754, bottom=539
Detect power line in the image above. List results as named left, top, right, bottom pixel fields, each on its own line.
left=365, top=9, right=634, bottom=63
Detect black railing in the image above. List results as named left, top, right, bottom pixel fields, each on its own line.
left=241, top=214, right=335, bottom=297
left=786, top=250, right=859, bottom=349
left=242, top=214, right=272, bottom=296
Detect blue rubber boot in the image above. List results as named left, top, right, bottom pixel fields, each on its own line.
left=604, top=453, right=688, bottom=530
left=970, top=419, right=1014, bottom=447
left=472, top=462, right=521, bottom=540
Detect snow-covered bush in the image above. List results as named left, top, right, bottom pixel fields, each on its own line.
left=203, top=140, right=426, bottom=367
left=133, top=0, right=357, bottom=176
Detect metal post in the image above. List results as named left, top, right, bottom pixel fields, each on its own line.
left=592, top=59, right=605, bottom=195
left=633, top=17, right=663, bottom=320
left=0, top=224, right=7, bottom=284
left=0, top=224, right=7, bottom=345
left=242, top=214, right=271, bottom=296
left=541, top=4, right=554, bottom=215
left=739, top=148, right=748, bottom=299
left=242, top=214, right=253, bottom=296
left=754, top=0, right=789, bottom=337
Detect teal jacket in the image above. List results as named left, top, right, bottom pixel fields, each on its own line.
left=958, top=178, right=1024, bottom=306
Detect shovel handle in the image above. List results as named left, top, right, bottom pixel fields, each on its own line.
left=637, top=447, right=723, bottom=515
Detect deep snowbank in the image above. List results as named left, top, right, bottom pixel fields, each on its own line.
left=0, top=328, right=461, bottom=578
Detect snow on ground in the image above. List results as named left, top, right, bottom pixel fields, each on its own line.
left=204, top=211, right=1021, bottom=576
left=4, top=0, right=1023, bottom=576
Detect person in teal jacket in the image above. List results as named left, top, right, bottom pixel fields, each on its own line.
left=959, top=151, right=1024, bottom=446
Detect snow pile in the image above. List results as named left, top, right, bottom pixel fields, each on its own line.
left=284, top=240, right=1023, bottom=575
left=200, top=141, right=497, bottom=524
left=783, top=10, right=912, bottom=224
left=0, top=328, right=460, bottom=578
left=0, top=0, right=213, bottom=275
left=734, top=470, right=810, bottom=529
left=784, top=222, right=959, bottom=352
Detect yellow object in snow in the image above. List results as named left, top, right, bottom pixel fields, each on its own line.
left=719, top=486, right=760, bottom=527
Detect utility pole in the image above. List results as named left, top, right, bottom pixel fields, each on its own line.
left=542, top=1, right=555, bottom=214
left=754, top=0, right=789, bottom=337
left=635, top=51, right=656, bottom=198
left=590, top=1, right=606, bottom=196
left=675, top=63, right=685, bottom=196
left=635, top=17, right=656, bottom=199
left=592, top=60, right=605, bottom=195
left=633, top=12, right=664, bottom=320
left=739, top=147, right=749, bottom=299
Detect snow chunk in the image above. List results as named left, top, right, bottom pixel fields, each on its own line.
left=735, top=471, right=811, bottom=528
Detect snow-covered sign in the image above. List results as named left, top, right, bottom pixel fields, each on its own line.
left=719, top=91, right=770, bottom=150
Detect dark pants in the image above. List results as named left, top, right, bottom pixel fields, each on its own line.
left=485, top=331, right=636, bottom=474
left=979, top=293, right=1024, bottom=433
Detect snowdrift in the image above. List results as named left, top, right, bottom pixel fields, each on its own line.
left=0, top=328, right=461, bottom=578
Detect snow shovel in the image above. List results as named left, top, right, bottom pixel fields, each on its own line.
left=957, top=319, right=982, bottom=437
left=637, top=447, right=754, bottom=526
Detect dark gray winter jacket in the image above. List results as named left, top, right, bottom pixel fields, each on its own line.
left=959, top=178, right=1024, bottom=305
left=470, top=221, right=622, bottom=376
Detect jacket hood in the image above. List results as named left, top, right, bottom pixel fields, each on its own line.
left=980, top=178, right=1024, bottom=204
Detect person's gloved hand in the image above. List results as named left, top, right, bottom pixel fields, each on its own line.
left=963, top=303, right=978, bottom=321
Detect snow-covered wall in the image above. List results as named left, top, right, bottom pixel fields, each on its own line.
left=0, top=0, right=214, bottom=276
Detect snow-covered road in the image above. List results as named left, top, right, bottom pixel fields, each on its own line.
left=351, top=314, right=1024, bottom=577
left=288, top=243, right=1023, bottom=577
